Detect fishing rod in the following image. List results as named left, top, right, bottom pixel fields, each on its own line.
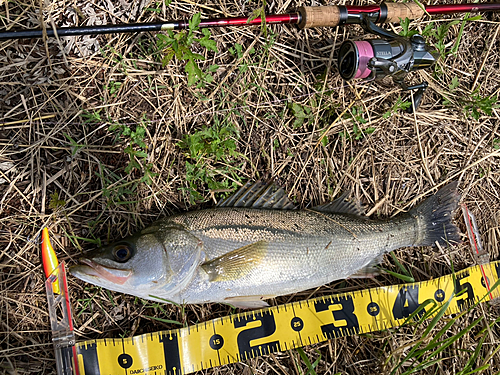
left=1, top=3, right=499, bottom=40
left=2, top=2, right=500, bottom=110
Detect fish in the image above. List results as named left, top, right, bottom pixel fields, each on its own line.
left=69, top=181, right=461, bottom=308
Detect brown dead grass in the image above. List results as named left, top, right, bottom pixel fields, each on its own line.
left=1, top=0, right=500, bottom=373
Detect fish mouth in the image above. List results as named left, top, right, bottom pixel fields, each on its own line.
left=70, top=258, right=131, bottom=285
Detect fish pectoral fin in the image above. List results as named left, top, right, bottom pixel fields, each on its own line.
left=349, top=255, right=384, bottom=278
left=201, top=241, right=268, bottom=282
left=223, top=295, right=274, bottom=309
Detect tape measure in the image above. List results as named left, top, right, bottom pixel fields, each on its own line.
left=74, top=261, right=500, bottom=375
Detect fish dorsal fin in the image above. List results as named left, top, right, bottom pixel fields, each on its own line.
left=201, top=241, right=268, bottom=282
left=313, top=192, right=365, bottom=216
left=217, top=180, right=296, bottom=210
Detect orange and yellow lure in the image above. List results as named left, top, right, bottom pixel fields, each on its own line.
left=42, top=227, right=60, bottom=294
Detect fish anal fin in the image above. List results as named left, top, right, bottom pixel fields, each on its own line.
left=313, top=192, right=365, bottom=217
left=349, top=255, right=384, bottom=278
left=217, top=180, right=297, bottom=210
left=223, top=295, right=273, bottom=309
left=201, top=241, right=268, bottom=282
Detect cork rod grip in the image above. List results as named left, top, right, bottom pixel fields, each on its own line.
left=298, top=6, right=341, bottom=29
left=384, top=2, right=426, bottom=23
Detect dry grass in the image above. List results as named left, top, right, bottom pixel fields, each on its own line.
left=1, top=0, right=500, bottom=373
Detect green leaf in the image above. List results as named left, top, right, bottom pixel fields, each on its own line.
left=421, top=22, right=435, bottom=37
left=399, top=17, right=418, bottom=38
left=161, top=48, right=175, bottom=67
left=185, top=59, right=200, bottom=86
left=122, top=126, right=131, bottom=136
left=449, top=76, right=459, bottom=90
left=296, top=347, right=319, bottom=375
left=144, top=315, right=184, bottom=326
left=321, top=135, right=328, bottom=147
left=381, top=267, right=415, bottom=283
left=189, top=12, right=201, bottom=31
left=49, top=192, right=66, bottom=210
left=199, top=37, right=217, bottom=52
left=134, top=150, right=148, bottom=158
left=465, top=15, right=482, bottom=21
left=247, top=7, right=263, bottom=24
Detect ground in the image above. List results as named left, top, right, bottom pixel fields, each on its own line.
left=1, top=0, right=500, bottom=373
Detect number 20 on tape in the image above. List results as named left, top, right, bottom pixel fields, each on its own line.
left=73, top=261, right=500, bottom=375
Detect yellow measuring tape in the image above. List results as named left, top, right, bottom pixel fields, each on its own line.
left=75, top=261, right=500, bottom=375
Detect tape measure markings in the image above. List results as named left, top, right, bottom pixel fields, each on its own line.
left=75, top=262, right=500, bottom=375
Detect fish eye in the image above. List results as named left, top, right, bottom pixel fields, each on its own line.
left=112, top=244, right=132, bottom=262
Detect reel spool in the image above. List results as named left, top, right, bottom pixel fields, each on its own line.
left=337, top=14, right=439, bottom=111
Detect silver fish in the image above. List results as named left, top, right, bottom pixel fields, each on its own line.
left=70, top=181, right=460, bottom=308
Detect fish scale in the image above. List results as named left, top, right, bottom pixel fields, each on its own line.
left=70, top=181, right=461, bottom=309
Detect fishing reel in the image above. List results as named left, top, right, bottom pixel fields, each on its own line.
left=337, top=13, right=439, bottom=112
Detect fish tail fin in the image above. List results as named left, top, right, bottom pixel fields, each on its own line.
left=409, top=182, right=461, bottom=247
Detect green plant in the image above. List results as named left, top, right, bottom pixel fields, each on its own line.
left=296, top=347, right=321, bottom=375
left=340, top=106, right=375, bottom=140
left=273, top=138, right=280, bottom=150
left=449, top=76, right=460, bottom=91
left=228, top=43, right=256, bottom=73
left=81, top=109, right=103, bottom=123
left=64, top=133, right=85, bottom=156
left=442, top=76, right=460, bottom=106
left=109, top=116, right=156, bottom=185
left=339, top=124, right=375, bottom=141
left=399, top=18, right=419, bottom=38
left=440, top=78, right=498, bottom=120
left=463, top=91, right=499, bottom=120
left=146, top=0, right=170, bottom=13
left=289, top=102, right=314, bottom=128
left=157, top=13, right=218, bottom=86
left=419, top=15, right=481, bottom=60
left=431, top=21, right=460, bottom=59
left=138, top=297, right=184, bottom=326
left=350, top=105, right=368, bottom=124
left=49, top=191, right=66, bottom=210
left=247, top=0, right=268, bottom=37
left=104, top=80, right=122, bottom=96
left=383, top=96, right=412, bottom=119
left=450, top=15, right=482, bottom=55
left=178, top=119, right=244, bottom=204
left=379, top=253, right=415, bottom=283
left=76, top=286, right=100, bottom=318
left=97, top=166, right=139, bottom=206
